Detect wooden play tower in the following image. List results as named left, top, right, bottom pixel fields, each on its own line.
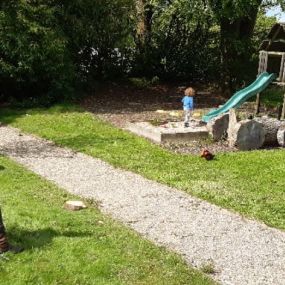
left=256, top=23, right=285, bottom=117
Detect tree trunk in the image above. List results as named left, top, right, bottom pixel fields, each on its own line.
left=219, top=3, right=261, bottom=95
left=135, top=0, right=153, bottom=52
left=207, top=113, right=229, bottom=141
left=134, top=0, right=154, bottom=75
left=277, top=125, right=285, bottom=147
left=255, top=116, right=285, bottom=146
left=227, top=108, right=238, bottom=139
left=228, top=119, right=265, bottom=150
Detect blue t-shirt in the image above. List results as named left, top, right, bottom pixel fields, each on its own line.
left=182, top=96, right=194, bottom=110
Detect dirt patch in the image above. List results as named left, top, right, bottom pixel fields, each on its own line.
left=81, top=82, right=224, bottom=128
left=163, top=139, right=237, bottom=155
left=80, top=82, right=277, bottom=155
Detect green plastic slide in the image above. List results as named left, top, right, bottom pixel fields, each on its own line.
left=202, top=72, right=277, bottom=123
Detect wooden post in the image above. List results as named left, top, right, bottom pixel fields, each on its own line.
left=278, top=104, right=282, bottom=120
left=281, top=90, right=285, bottom=120
left=279, top=53, right=285, bottom=81
left=255, top=51, right=269, bottom=115
left=258, top=51, right=268, bottom=75
left=255, top=93, right=261, bottom=115
left=282, top=56, right=285, bottom=82
left=280, top=53, right=285, bottom=119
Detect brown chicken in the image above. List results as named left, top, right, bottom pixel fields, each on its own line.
left=200, top=149, right=214, bottom=161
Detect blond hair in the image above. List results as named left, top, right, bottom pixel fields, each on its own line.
left=184, top=87, right=195, bottom=97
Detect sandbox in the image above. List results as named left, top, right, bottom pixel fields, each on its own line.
left=126, top=120, right=208, bottom=143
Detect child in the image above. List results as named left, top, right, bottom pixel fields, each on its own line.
left=182, top=87, right=195, bottom=127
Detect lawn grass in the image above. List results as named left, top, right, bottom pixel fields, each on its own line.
left=0, top=105, right=285, bottom=231
left=260, top=86, right=284, bottom=108
left=248, top=85, right=285, bottom=108
left=0, top=156, right=213, bottom=285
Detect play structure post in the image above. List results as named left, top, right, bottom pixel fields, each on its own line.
left=203, top=22, right=285, bottom=123
left=282, top=90, right=285, bottom=120
left=255, top=93, right=261, bottom=115
left=255, top=51, right=268, bottom=115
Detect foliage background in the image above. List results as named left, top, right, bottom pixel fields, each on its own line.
left=0, top=0, right=282, bottom=102
left=0, top=1, right=74, bottom=103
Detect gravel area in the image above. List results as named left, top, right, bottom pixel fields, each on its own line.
left=1, top=126, right=285, bottom=285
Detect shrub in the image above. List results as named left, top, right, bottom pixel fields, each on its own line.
left=0, top=1, right=74, bottom=102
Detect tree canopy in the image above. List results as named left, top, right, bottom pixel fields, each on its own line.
left=0, top=0, right=283, bottom=101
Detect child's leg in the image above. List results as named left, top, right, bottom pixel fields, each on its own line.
left=184, top=110, right=190, bottom=123
left=189, top=110, right=193, bottom=121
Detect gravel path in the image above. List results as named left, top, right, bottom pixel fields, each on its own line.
left=0, top=126, right=285, bottom=285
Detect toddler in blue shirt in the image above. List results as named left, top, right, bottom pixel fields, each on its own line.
left=182, top=87, right=195, bottom=127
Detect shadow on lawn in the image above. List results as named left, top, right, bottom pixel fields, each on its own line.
left=0, top=104, right=83, bottom=125
left=8, top=227, right=93, bottom=251
left=0, top=135, right=130, bottom=159
left=55, top=134, right=130, bottom=149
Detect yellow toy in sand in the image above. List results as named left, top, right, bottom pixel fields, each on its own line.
left=192, top=112, right=201, bottom=118
left=169, top=111, right=180, bottom=117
